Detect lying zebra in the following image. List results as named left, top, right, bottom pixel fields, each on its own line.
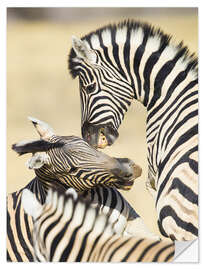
left=7, top=117, right=156, bottom=262
left=22, top=188, right=174, bottom=262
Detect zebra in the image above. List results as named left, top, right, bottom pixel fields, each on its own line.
left=22, top=187, right=174, bottom=262
left=68, top=20, right=198, bottom=241
left=7, top=116, right=154, bottom=262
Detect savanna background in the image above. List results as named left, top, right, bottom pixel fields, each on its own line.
left=7, top=7, right=198, bottom=238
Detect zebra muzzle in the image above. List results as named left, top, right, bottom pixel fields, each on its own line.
left=110, top=158, right=142, bottom=190
left=82, top=121, right=119, bottom=149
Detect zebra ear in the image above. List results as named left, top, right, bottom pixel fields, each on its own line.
left=26, top=152, right=50, bottom=169
left=12, top=139, right=52, bottom=156
left=21, top=189, right=43, bottom=220
left=72, top=36, right=97, bottom=64
left=28, top=116, right=55, bottom=140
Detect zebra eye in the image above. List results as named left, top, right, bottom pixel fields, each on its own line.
left=86, top=82, right=96, bottom=94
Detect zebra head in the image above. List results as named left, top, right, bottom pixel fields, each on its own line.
left=69, top=29, right=135, bottom=148
left=12, top=117, right=142, bottom=191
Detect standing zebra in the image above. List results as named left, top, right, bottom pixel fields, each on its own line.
left=8, top=116, right=151, bottom=262
left=22, top=187, right=174, bottom=262
left=68, top=20, right=198, bottom=241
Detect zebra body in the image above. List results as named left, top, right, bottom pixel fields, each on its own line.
left=22, top=188, right=174, bottom=262
left=7, top=117, right=150, bottom=261
left=68, top=20, right=198, bottom=240
left=7, top=179, right=156, bottom=261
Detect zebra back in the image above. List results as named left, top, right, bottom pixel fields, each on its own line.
left=22, top=188, right=174, bottom=262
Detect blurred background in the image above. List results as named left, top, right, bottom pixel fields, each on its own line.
left=7, top=7, right=198, bottom=238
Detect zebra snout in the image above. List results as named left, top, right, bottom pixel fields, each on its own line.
left=82, top=121, right=119, bottom=149
left=111, top=158, right=142, bottom=183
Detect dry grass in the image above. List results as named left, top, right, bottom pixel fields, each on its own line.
left=7, top=11, right=197, bottom=237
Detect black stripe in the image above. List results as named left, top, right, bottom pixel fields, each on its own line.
left=147, top=78, right=197, bottom=122
left=24, top=213, right=33, bottom=247
left=75, top=231, right=92, bottom=261
left=168, top=177, right=198, bottom=205
left=15, top=199, right=33, bottom=260
left=121, top=239, right=144, bottom=262
left=7, top=211, right=23, bottom=262
left=152, top=243, right=174, bottom=261
left=107, top=238, right=130, bottom=261
left=59, top=226, right=81, bottom=261
left=7, top=250, right=12, bottom=262
left=159, top=206, right=198, bottom=236
left=96, top=37, right=120, bottom=74
left=99, top=236, right=121, bottom=262
left=164, top=109, right=198, bottom=150
left=44, top=214, right=64, bottom=253
left=147, top=47, right=189, bottom=111
left=87, top=233, right=104, bottom=261
left=143, top=41, right=168, bottom=106
left=189, top=157, right=198, bottom=174
left=109, top=188, right=117, bottom=209
left=133, top=34, right=148, bottom=96
left=156, top=145, right=198, bottom=205
left=157, top=93, right=197, bottom=149
left=111, top=29, right=128, bottom=80
left=137, top=240, right=161, bottom=261
left=158, top=125, right=198, bottom=178
left=164, top=251, right=175, bottom=262
left=123, top=28, right=136, bottom=96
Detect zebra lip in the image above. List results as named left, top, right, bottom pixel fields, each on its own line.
left=113, top=179, right=134, bottom=190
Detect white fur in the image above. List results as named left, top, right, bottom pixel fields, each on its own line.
left=28, top=116, right=54, bottom=139
left=26, top=152, right=50, bottom=169
left=116, top=27, right=127, bottom=45
left=130, top=27, right=144, bottom=47
left=65, top=188, right=78, bottom=200
left=72, top=36, right=97, bottom=64
left=101, top=29, right=112, bottom=48
left=90, top=34, right=100, bottom=49
left=21, top=189, right=43, bottom=220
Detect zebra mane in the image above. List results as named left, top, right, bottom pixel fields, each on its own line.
left=68, top=19, right=198, bottom=78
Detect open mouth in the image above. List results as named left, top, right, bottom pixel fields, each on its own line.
left=108, top=179, right=135, bottom=191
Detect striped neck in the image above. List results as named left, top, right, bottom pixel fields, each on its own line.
left=77, top=21, right=197, bottom=110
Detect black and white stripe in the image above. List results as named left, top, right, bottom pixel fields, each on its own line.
left=7, top=117, right=147, bottom=261
left=68, top=20, right=198, bottom=240
left=22, top=188, right=174, bottom=262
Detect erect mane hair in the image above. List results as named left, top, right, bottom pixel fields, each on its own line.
left=68, top=19, right=198, bottom=78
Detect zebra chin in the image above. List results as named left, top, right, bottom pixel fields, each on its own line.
left=82, top=121, right=119, bottom=149
left=108, top=159, right=142, bottom=191
left=109, top=180, right=135, bottom=191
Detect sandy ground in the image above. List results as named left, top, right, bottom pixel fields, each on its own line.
left=7, top=10, right=197, bottom=237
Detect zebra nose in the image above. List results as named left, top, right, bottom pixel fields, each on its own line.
left=111, top=158, right=142, bottom=181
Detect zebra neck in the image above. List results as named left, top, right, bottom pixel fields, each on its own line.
left=25, top=176, right=70, bottom=203
left=25, top=177, right=48, bottom=204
